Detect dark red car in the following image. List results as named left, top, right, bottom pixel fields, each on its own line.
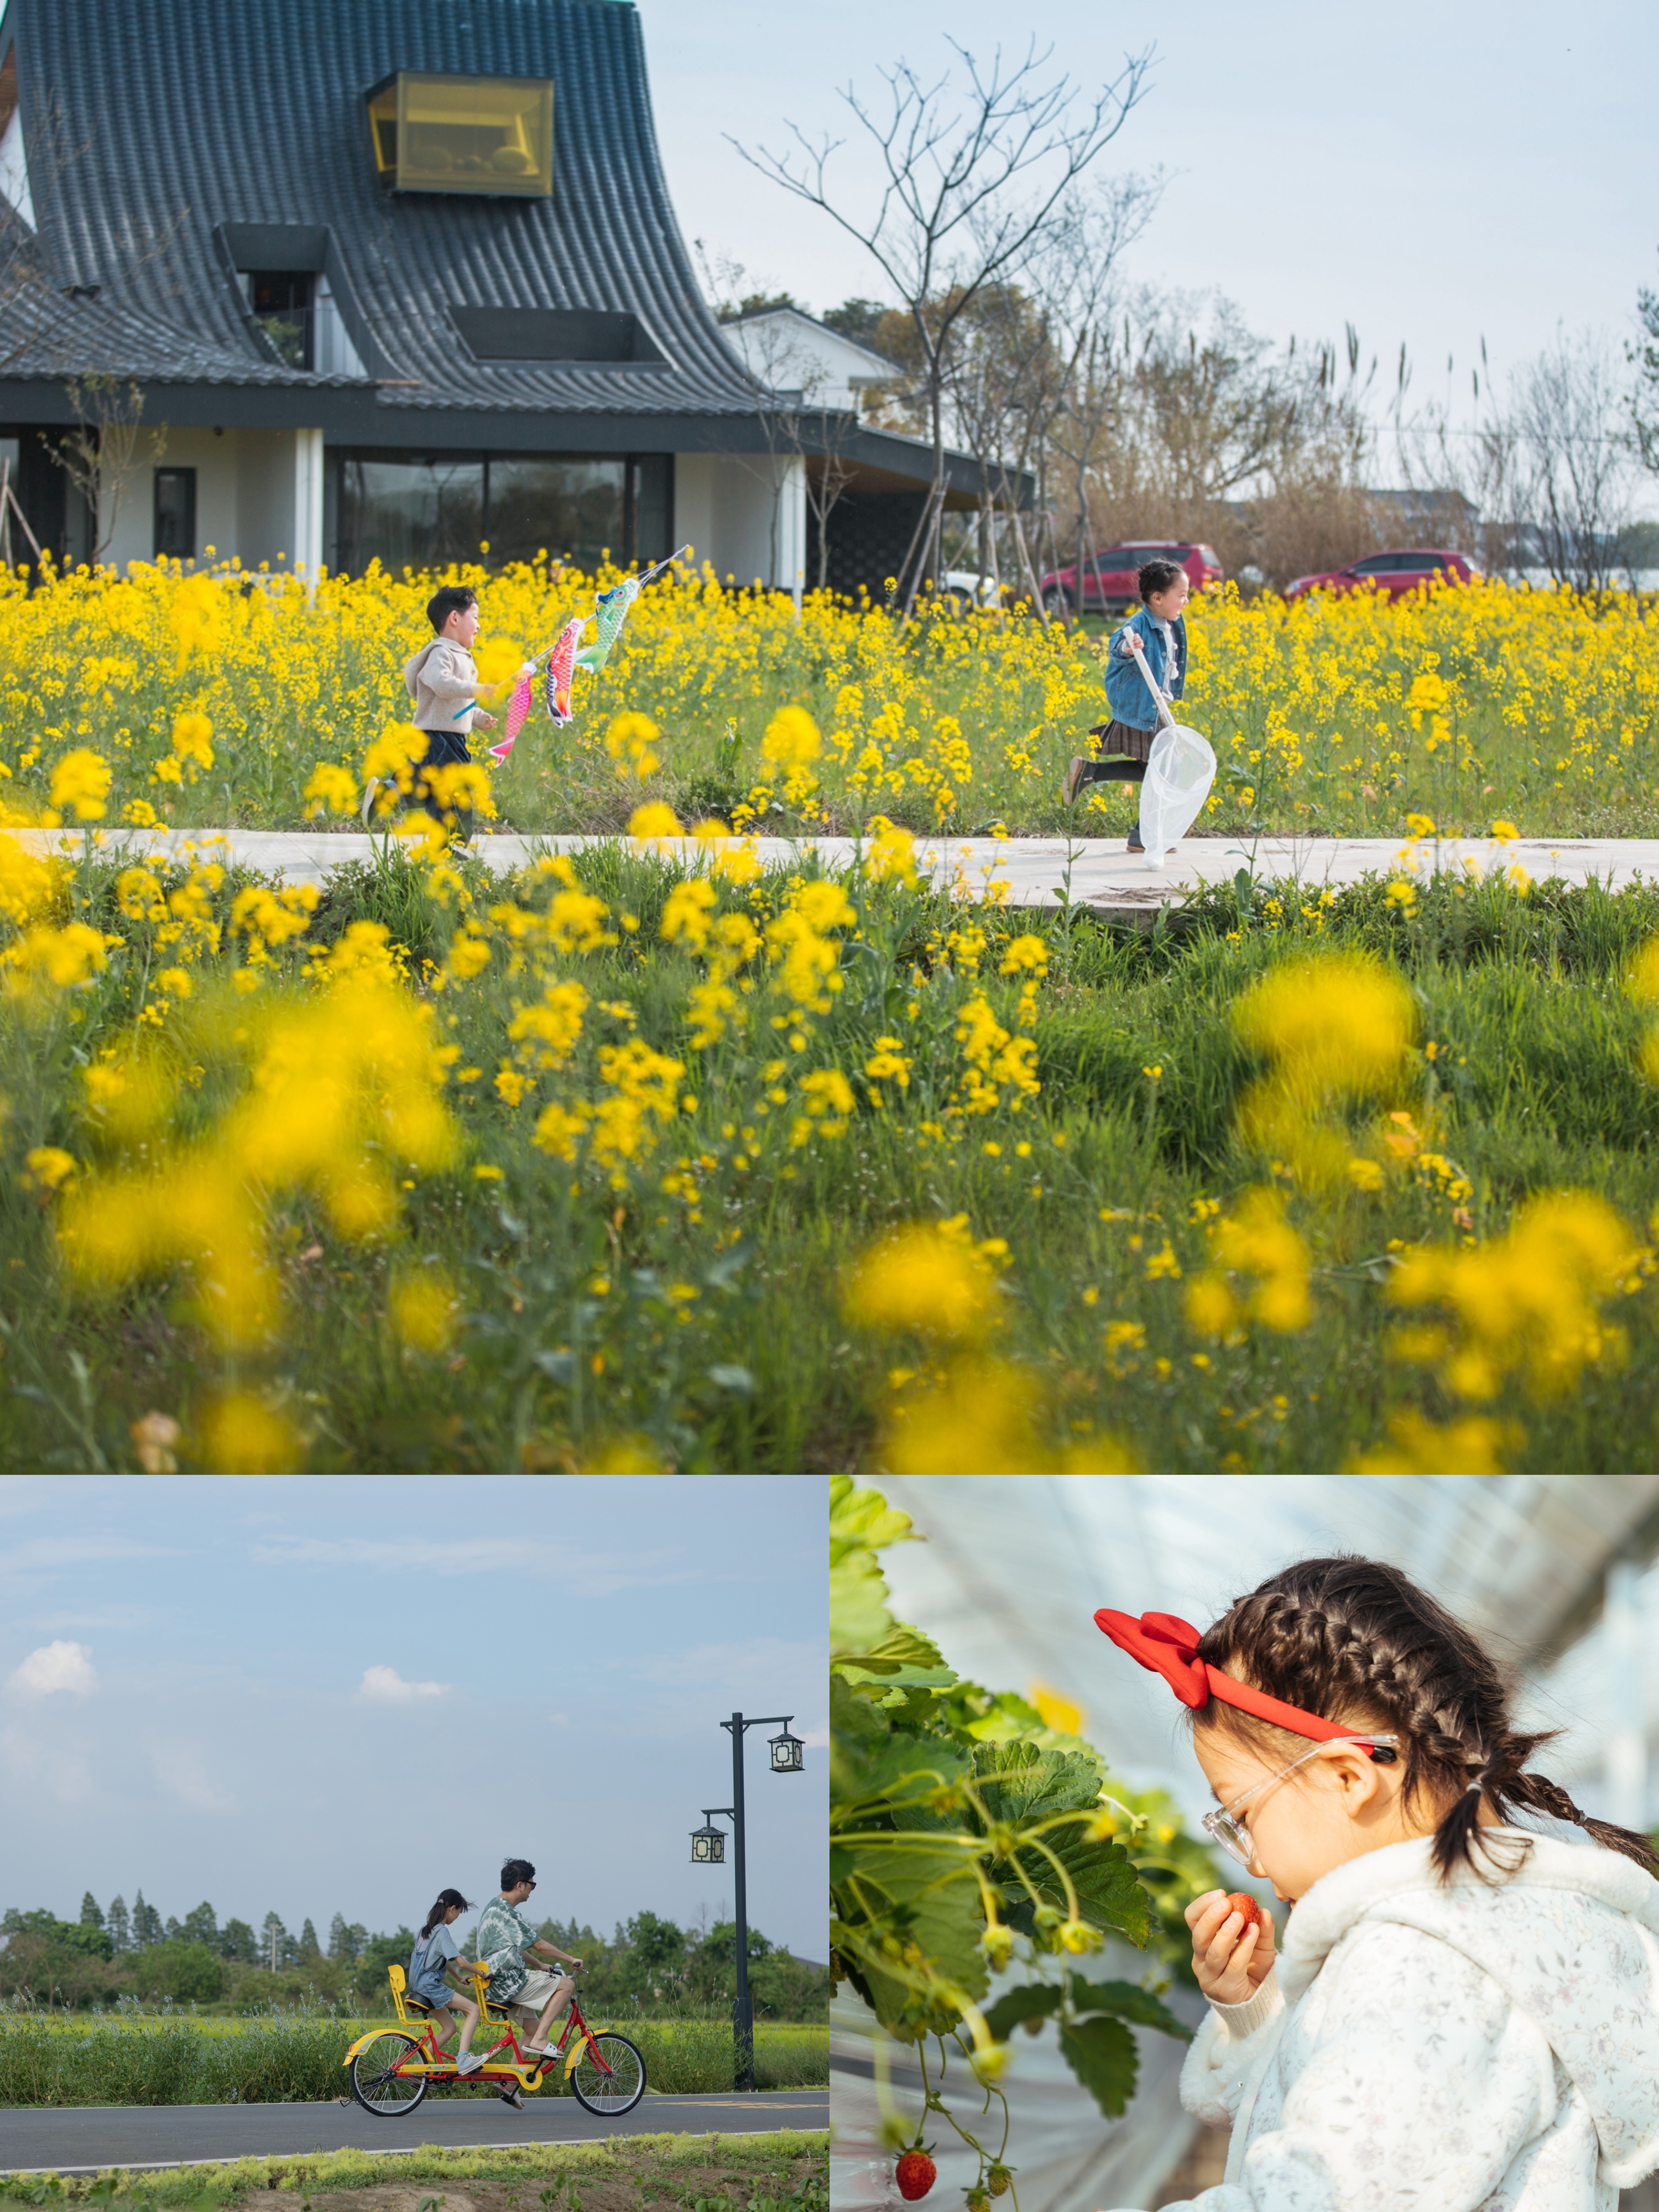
left=1284, top=549, right=1483, bottom=602
left=1040, top=540, right=1223, bottom=616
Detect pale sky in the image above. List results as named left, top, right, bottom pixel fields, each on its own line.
left=640, top=0, right=1659, bottom=440
left=0, top=1477, right=827, bottom=1960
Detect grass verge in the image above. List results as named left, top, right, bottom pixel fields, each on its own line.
left=0, top=2130, right=829, bottom=2201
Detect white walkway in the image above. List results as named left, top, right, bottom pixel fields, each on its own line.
left=13, top=827, right=1659, bottom=917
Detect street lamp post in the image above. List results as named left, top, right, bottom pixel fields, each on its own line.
left=688, top=1710, right=804, bottom=2091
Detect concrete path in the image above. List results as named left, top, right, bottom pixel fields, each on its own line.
left=13, top=826, right=1658, bottom=920
left=0, top=2088, right=828, bottom=2173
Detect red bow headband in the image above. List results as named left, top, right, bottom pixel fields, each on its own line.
left=1095, top=1609, right=1383, bottom=1747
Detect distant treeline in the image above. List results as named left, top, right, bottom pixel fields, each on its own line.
left=0, top=1895, right=829, bottom=2020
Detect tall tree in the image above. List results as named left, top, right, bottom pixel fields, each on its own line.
left=180, top=1902, right=218, bottom=1951
left=737, top=36, right=1150, bottom=612
left=131, top=1891, right=163, bottom=1948
left=105, top=1896, right=130, bottom=1953
left=220, top=1917, right=257, bottom=1963
left=79, top=1892, right=104, bottom=1931
left=299, top=1918, right=322, bottom=1960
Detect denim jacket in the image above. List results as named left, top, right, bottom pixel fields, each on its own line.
left=1103, top=606, right=1187, bottom=729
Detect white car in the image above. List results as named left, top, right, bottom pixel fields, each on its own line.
left=937, top=570, right=1006, bottom=612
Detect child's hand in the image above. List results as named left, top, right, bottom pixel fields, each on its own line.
left=1186, top=1889, right=1275, bottom=2006
left=475, top=710, right=496, bottom=728
left=518, top=660, right=537, bottom=680
left=1118, top=633, right=1144, bottom=656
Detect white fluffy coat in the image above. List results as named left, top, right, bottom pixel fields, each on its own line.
left=1123, top=1830, right=1659, bottom=2212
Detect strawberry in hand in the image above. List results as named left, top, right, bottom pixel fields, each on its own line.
left=1185, top=1887, right=1276, bottom=2006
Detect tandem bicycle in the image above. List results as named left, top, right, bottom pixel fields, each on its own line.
left=343, top=1961, right=646, bottom=2119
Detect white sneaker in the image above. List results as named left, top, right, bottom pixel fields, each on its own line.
left=360, top=776, right=381, bottom=826
left=456, top=2052, right=483, bottom=2074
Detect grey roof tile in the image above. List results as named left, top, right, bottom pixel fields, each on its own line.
left=4, top=0, right=766, bottom=419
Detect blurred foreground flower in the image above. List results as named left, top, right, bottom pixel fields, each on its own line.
left=1234, top=952, right=1415, bottom=1187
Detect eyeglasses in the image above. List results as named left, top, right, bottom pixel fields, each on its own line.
left=1201, top=1735, right=1400, bottom=1869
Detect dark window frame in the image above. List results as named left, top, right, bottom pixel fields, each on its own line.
left=153, top=465, right=197, bottom=561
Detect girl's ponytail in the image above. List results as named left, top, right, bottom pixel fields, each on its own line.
left=420, top=1887, right=471, bottom=1940
left=1193, top=1556, right=1659, bottom=1887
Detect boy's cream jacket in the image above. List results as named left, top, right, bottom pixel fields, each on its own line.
left=404, top=639, right=479, bottom=732
left=1110, top=1829, right=1659, bottom=2212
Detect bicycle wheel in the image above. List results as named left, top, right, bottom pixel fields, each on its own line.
left=568, top=2030, right=645, bottom=2117
left=350, top=2030, right=429, bottom=2116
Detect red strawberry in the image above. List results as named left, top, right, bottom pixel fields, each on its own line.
left=896, top=2151, right=937, bottom=2202
left=1224, top=1892, right=1262, bottom=1932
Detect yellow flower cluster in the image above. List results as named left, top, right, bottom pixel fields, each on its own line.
left=3, top=555, right=1648, bottom=841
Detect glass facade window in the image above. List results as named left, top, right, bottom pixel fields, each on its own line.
left=337, top=457, right=484, bottom=574
left=331, top=452, right=672, bottom=577
left=367, top=72, right=553, bottom=198
left=487, top=458, right=622, bottom=569
left=153, top=467, right=197, bottom=560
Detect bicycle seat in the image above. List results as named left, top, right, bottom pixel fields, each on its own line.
left=402, top=1992, right=434, bottom=2016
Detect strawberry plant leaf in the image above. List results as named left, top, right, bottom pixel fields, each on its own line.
left=1071, top=1979, right=1191, bottom=2039
left=1058, top=2014, right=1140, bottom=2117
left=979, top=1982, right=1065, bottom=2042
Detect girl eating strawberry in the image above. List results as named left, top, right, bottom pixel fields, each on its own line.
left=1093, top=1556, right=1659, bottom=2210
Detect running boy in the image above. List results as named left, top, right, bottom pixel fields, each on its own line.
left=362, top=586, right=529, bottom=840
left=1062, top=556, right=1191, bottom=854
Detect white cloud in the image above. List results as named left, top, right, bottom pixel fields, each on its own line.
left=801, top=1718, right=830, bottom=1748
left=359, top=1664, right=448, bottom=1703
left=8, top=1639, right=97, bottom=1697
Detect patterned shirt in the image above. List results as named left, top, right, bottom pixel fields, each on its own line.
left=474, top=1897, right=539, bottom=2002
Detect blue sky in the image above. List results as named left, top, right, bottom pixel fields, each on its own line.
left=0, top=1477, right=827, bottom=1959
left=640, top=0, right=1659, bottom=441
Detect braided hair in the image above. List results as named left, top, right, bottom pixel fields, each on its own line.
left=1193, top=1556, right=1657, bottom=1884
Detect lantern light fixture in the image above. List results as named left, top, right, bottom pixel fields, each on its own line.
left=768, top=1722, right=805, bottom=1774
left=690, top=1813, right=727, bottom=1865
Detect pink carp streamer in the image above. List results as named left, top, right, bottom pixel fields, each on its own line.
left=481, top=547, right=690, bottom=764
left=488, top=617, right=583, bottom=763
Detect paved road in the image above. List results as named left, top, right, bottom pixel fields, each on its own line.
left=0, top=2090, right=828, bottom=2174
left=13, top=826, right=1658, bottom=920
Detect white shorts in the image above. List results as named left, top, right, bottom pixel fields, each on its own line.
left=511, top=1967, right=570, bottom=2013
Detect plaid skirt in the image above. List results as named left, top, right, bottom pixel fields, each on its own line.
left=1087, top=718, right=1157, bottom=761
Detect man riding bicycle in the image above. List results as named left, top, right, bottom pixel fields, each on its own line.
left=474, top=1857, right=585, bottom=2103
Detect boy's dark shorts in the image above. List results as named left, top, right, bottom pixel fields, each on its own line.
left=1087, top=718, right=1157, bottom=761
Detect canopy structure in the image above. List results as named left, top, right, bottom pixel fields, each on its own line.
left=836, top=1476, right=1659, bottom=2212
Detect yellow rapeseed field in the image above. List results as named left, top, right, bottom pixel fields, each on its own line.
left=0, top=556, right=1655, bottom=837
left=4, top=556, right=1659, bottom=1473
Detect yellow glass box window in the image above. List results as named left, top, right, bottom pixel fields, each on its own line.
left=367, top=72, right=553, bottom=197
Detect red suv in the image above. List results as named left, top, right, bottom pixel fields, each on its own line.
left=1284, top=549, right=1482, bottom=602
left=1040, top=541, right=1223, bottom=616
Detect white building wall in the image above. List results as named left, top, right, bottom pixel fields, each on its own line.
left=98, top=426, right=326, bottom=575
left=675, top=451, right=805, bottom=594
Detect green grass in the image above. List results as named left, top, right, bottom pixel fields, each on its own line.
left=0, top=2132, right=828, bottom=2201
left=8, top=842, right=1659, bottom=1472
left=0, top=2013, right=826, bottom=2105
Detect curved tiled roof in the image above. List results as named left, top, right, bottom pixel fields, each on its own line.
left=6, top=0, right=766, bottom=418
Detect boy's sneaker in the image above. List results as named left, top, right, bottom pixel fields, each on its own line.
left=360, top=777, right=382, bottom=826
left=456, top=2052, right=483, bottom=2075
left=1062, top=757, right=1091, bottom=807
